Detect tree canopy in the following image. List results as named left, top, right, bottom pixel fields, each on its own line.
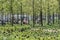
left=0, top=0, right=59, bottom=15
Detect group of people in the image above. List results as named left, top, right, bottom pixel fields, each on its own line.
left=0, top=17, right=28, bottom=24
left=13, top=17, right=28, bottom=24
left=0, top=14, right=45, bottom=25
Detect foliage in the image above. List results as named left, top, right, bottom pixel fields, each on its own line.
left=0, top=25, right=60, bottom=40
left=0, top=0, right=59, bottom=15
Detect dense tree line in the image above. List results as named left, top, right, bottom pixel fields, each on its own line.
left=0, top=0, right=59, bottom=26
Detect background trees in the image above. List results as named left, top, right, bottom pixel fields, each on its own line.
left=0, top=0, right=59, bottom=26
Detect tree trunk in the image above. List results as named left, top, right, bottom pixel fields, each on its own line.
left=1, top=12, right=3, bottom=25
left=47, top=1, right=50, bottom=25
left=58, top=14, right=60, bottom=24
left=53, top=13, right=54, bottom=24
left=17, top=13, right=19, bottom=24
left=40, top=11, right=43, bottom=26
left=32, top=0, right=36, bottom=27
left=10, top=0, right=13, bottom=26
left=1, top=2, right=4, bottom=26
left=47, top=13, right=50, bottom=25
left=21, top=3, right=23, bottom=25
left=27, top=14, right=29, bottom=24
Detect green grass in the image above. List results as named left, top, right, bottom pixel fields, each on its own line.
left=0, top=24, right=60, bottom=40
